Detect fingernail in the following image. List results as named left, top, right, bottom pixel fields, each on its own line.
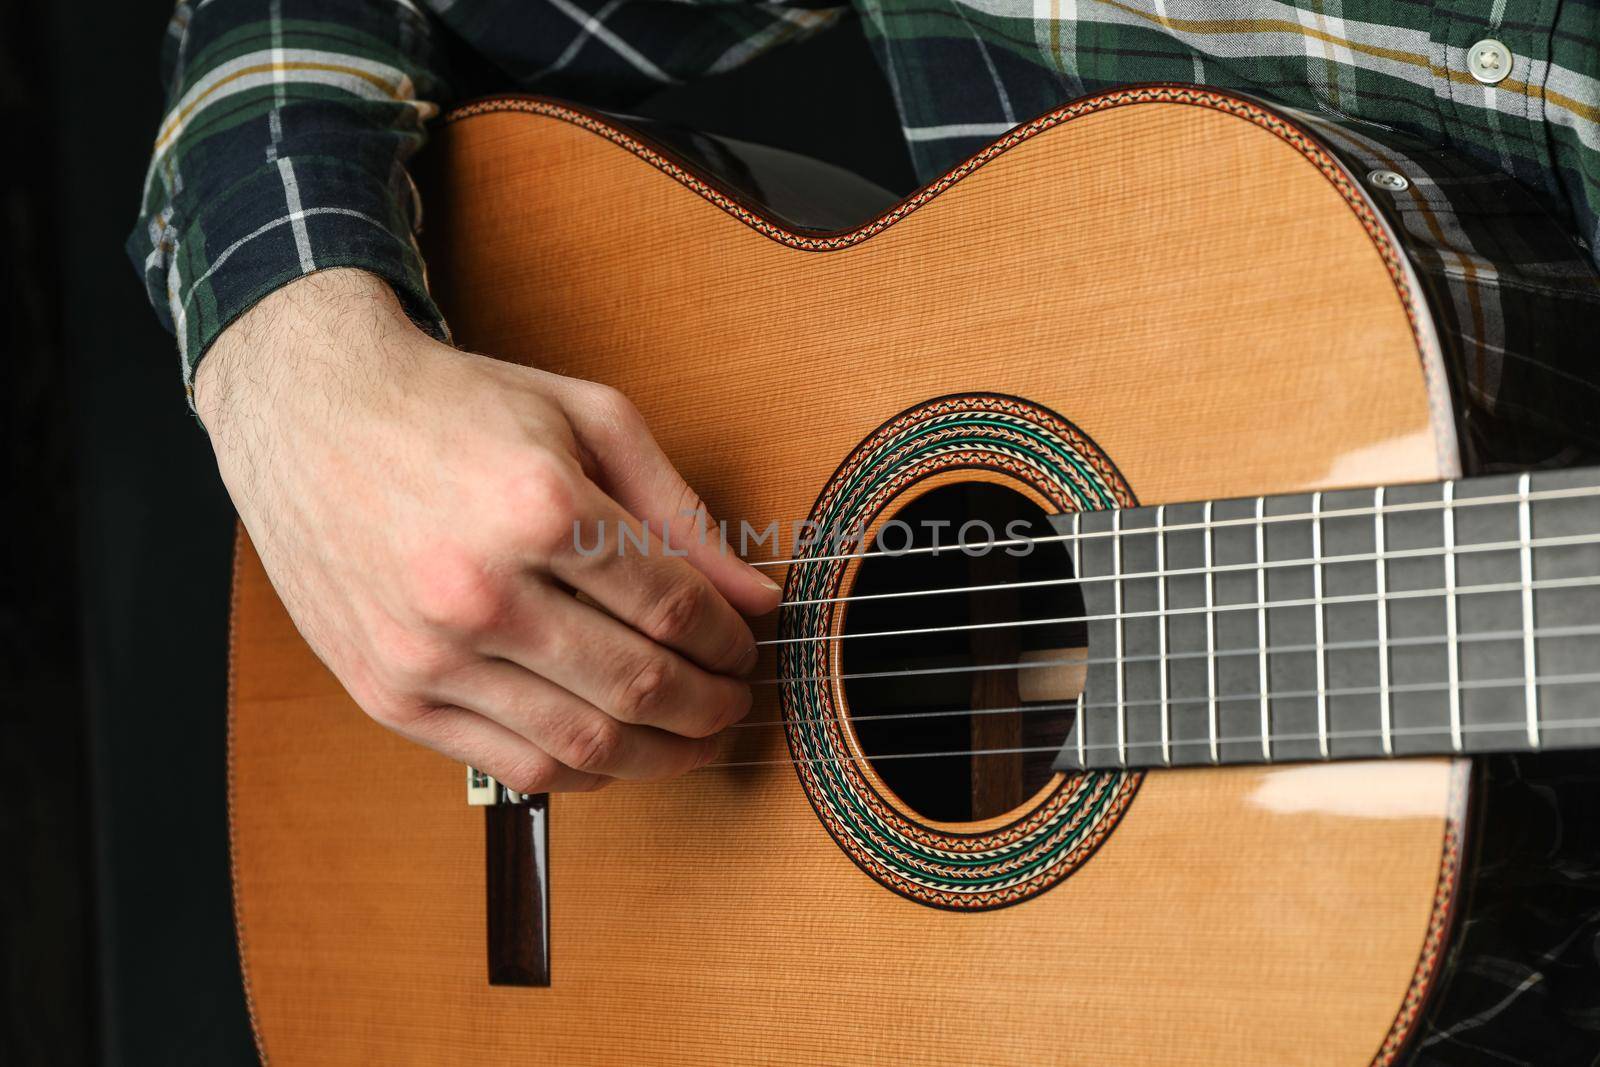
left=754, top=570, right=781, bottom=594
left=735, top=643, right=759, bottom=676
left=697, top=738, right=721, bottom=768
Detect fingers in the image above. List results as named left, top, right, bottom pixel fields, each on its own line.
left=550, top=480, right=761, bottom=676
left=555, top=380, right=782, bottom=617
left=437, top=659, right=718, bottom=781
left=344, top=373, right=769, bottom=797
left=484, top=578, right=753, bottom=740
left=393, top=701, right=610, bottom=794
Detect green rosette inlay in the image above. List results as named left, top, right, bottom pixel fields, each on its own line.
left=780, top=394, right=1143, bottom=910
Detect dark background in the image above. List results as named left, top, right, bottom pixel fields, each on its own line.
left=1, top=5, right=910, bottom=1064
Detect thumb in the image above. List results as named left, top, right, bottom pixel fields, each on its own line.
left=562, top=381, right=782, bottom=617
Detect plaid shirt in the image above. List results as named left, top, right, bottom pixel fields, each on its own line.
left=130, top=0, right=1600, bottom=401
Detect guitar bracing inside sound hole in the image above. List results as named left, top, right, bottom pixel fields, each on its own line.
left=840, top=482, right=1085, bottom=823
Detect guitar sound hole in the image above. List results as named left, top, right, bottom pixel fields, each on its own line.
left=840, top=482, right=1085, bottom=823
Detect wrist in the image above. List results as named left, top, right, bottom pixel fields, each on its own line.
left=195, top=268, right=423, bottom=433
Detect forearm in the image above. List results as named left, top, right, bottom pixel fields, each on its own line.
left=195, top=268, right=423, bottom=448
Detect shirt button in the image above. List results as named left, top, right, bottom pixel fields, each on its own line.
left=1467, top=38, right=1512, bottom=84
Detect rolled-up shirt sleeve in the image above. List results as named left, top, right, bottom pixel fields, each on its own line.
left=127, top=0, right=453, bottom=406
left=129, top=0, right=851, bottom=408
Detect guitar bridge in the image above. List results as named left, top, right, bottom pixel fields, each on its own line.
left=466, top=765, right=551, bottom=984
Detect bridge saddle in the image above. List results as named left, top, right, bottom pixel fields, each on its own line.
left=466, top=767, right=534, bottom=806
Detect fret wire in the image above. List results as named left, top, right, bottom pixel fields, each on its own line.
left=1518, top=472, right=1540, bottom=750
left=1255, top=498, right=1271, bottom=761
left=752, top=482, right=1600, bottom=570
left=1204, top=501, right=1219, bottom=765
left=1112, top=508, right=1126, bottom=768
left=1312, top=492, right=1329, bottom=759
left=1074, top=690, right=1086, bottom=769
left=1443, top=481, right=1463, bottom=753
left=1156, top=505, right=1171, bottom=767
left=1375, top=486, right=1392, bottom=756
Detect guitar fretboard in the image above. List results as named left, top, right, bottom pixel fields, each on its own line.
left=1054, top=468, right=1600, bottom=771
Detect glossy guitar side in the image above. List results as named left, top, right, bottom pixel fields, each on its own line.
left=227, top=87, right=1600, bottom=1065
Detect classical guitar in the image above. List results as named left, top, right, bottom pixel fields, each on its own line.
left=227, top=86, right=1600, bottom=1064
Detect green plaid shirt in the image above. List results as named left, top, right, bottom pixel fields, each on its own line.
left=130, top=0, right=1600, bottom=401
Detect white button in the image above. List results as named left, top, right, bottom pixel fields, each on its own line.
left=1468, top=38, right=1512, bottom=84
left=1368, top=169, right=1410, bottom=192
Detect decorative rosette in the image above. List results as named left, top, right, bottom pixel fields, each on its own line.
left=781, top=394, right=1143, bottom=909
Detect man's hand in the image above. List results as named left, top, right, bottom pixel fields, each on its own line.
left=197, top=269, right=780, bottom=793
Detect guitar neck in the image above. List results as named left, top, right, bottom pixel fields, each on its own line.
left=1055, top=467, right=1600, bottom=771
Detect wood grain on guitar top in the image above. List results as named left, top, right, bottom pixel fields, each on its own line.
left=229, top=92, right=1465, bottom=1065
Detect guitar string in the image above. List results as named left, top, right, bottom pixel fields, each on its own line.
left=750, top=573, right=1600, bottom=649
left=739, top=662, right=1600, bottom=739
left=539, top=483, right=1600, bottom=771
left=772, top=531, right=1596, bottom=610
left=730, top=622, right=1600, bottom=732
left=736, top=482, right=1599, bottom=570
left=701, top=707, right=1600, bottom=772
left=754, top=622, right=1600, bottom=690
